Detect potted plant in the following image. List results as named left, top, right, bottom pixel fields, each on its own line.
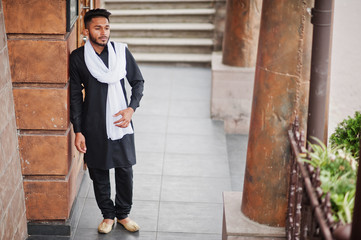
left=329, top=111, right=361, bottom=160
left=302, top=138, right=357, bottom=224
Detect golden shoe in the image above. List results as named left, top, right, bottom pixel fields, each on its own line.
left=117, top=219, right=140, bottom=232
left=98, top=219, right=115, bottom=234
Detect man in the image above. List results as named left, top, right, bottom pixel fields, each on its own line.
left=69, top=9, right=144, bottom=234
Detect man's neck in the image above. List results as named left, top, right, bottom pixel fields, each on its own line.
left=90, top=41, right=105, bottom=54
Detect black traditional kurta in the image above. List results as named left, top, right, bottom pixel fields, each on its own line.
left=69, top=43, right=144, bottom=170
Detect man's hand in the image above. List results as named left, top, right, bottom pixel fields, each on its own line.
left=113, top=107, right=134, bottom=128
left=75, top=132, right=87, bottom=153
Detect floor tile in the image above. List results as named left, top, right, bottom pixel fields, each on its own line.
left=70, top=195, right=87, bottom=237
left=77, top=199, right=103, bottom=229
left=143, top=81, right=172, bottom=100
left=169, top=100, right=210, bottom=118
left=134, top=133, right=166, bottom=153
left=158, top=202, right=223, bottom=234
left=77, top=174, right=91, bottom=198
left=165, top=134, right=227, bottom=155
left=133, top=115, right=168, bottom=134
left=161, top=175, right=231, bottom=203
left=130, top=200, right=159, bottom=232
left=139, top=65, right=174, bottom=87
left=167, top=118, right=224, bottom=137
left=133, top=174, right=162, bottom=201
left=134, top=152, right=164, bottom=176
left=135, top=98, right=170, bottom=117
left=171, top=68, right=211, bottom=88
left=231, top=175, right=244, bottom=192
left=163, top=153, right=229, bottom=177
left=226, top=134, right=248, bottom=191
left=157, top=232, right=221, bottom=240
left=170, top=85, right=211, bottom=101
left=74, top=227, right=156, bottom=240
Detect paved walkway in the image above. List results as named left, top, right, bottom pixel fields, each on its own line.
left=68, top=1, right=361, bottom=239
left=71, top=65, right=247, bottom=240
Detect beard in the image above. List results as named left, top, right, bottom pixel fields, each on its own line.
left=88, top=32, right=109, bottom=47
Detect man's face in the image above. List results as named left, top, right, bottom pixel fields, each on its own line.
left=86, top=17, right=110, bottom=47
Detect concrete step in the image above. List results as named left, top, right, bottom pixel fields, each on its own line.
left=132, top=52, right=212, bottom=65
left=111, top=37, right=214, bottom=54
left=104, top=0, right=216, bottom=10
left=104, top=0, right=219, bottom=65
left=110, top=23, right=214, bottom=38
left=110, top=8, right=216, bottom=23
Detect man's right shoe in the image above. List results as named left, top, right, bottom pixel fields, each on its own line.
left=98, top=219, right=115, bottom=234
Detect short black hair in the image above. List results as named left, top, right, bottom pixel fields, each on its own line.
left=84, top=9, right=111, bottom=29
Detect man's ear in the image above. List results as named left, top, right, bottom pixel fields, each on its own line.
left=83, top=28, right=89, bottom=37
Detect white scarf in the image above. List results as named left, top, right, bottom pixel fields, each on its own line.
left=84, top=40, right=133, bottom=140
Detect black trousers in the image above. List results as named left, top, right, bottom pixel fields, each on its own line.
left=88, top=166, right=133, bottom=220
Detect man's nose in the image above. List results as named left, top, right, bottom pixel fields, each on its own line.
left=100, top=28, right=107, bottom=35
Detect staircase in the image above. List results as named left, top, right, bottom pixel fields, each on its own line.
left=104, top=0, right=223, bottom=66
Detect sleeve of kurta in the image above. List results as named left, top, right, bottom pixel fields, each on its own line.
left=125, top=48, right=144, bottom=111
left=69, top=52, right=84, bottom=133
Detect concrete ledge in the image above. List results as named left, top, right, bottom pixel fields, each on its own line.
left=111, top=23, right=214, bottom=30
left=133, top=53, right=212, bottom=63
left=111, top=9, right=216, bottom=16
left=211, top=52, right=255, bottom=134
left=111, top=37, right=213, bottom=46
left=223, top=192, right=286, bottom=240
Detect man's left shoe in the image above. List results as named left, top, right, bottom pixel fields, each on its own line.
left=98, top=219, right=115, bottom=234
left=117, top=218, right=140, bottom=232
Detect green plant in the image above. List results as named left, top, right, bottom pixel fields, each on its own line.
left=329, top=111, right=361, bottom=160
left=301, top=138, right=357, bottom=224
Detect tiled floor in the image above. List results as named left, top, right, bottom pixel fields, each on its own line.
left=71, top=65, right=248, bottom=240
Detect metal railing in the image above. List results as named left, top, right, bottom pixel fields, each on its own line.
left=286, top=118, right=338, bottom=240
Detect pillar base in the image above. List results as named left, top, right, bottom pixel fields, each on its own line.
left=222, top=192, right=285, bottom=240
left=26, top=172, right=89, bottom=239
left=211, top=52, right=254, bottom=134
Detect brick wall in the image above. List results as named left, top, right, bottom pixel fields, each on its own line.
left=0, top=1, right=28, bottom=239
left=3, top=0, right=83, bottom=222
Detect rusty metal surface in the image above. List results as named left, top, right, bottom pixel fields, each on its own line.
left=222, top=0, right=261, bottom=67
left=306, top=0, right=335, bottom=145
left=286, top=118, right=350, bottom=240
left=241, top=0, right=314, bottom=227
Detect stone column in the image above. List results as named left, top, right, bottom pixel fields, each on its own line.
left=222, top=0, right=261, bottom=67
left=3, top=0, right=84, bottom=235
left=211, top=0, right=261, bottom=134
left=241, top=0, right=314, bottom=227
